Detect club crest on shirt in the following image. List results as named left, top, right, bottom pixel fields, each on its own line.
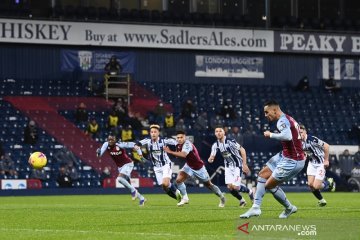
left=221, top=151, right=232, bottom=158
left=276, top=167, right=285, bottom=174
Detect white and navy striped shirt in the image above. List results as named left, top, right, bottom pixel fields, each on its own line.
left=302, top=135, right=326, bottom=164
left=210, top=137, right=243, bottom=168
left=138, top=137, right=177, bottom=168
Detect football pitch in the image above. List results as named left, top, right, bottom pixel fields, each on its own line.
left=0, top=192, right=359, bottom=240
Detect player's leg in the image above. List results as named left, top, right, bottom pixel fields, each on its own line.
left=240, top=153, right=288, bottom=218
left=307, top=174, right=315, bottom=190
left=117, top=163, right=146, bottom=205
left=239, top=183, right=254, bottom=203
left=307, top=163, right=322, bottom=201
left=320, top=177, right=336, bottom=192
left=308, top=174, right=324, bottom=202
left=270, top=158, right=305, bottom=218
left=117, top=164, right=137, bottom=193
left=253, top=165, right=273, bottom=206
left=309, top=175, right=323, bottom=200
left=226, top=167, right=246, bottom=206
left=123, top=173, right=146, bottom=202
left=267, top=177, right=292, bottom=210
left=312, top=165, right=327, bottom=206
left=228, top=183, right=245, bottom=204
left=118, top=172, right=137, bottom=193
left=176, top=171, right=190, bottom=206
left=324, top=177, right=336, bottom=192
left=195, top=166, right=225, bottom=207
left=162, top=177, right=179, bottom=200
left=203, top=180, right=226, bottom=207
left=313, top=178, right=327, bottom=206
left=161, top=164, right=180, bottom=201
left=252, top=153, right=283, bottom=208
left=313, top=166, right=327, bottom=190
left=154, top=166, right=176, bottom=200
left=266, top=176, right=293, bottom=213
left=240, top=165, right=272, bottom=218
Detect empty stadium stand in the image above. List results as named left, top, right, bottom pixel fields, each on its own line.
left=140, top=82, right=360, bottom=146
left=1, top=76, right=358, bottom=189
left=0, top=79, right=156, bottom=188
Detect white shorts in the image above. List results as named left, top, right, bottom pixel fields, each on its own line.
left=225, top=167, right=242, bottom=186
left=118, top=162, right=134, bottom=177
left=153, top=164, right=173, bottom=185
left=307, top=162, right=326, bottom=181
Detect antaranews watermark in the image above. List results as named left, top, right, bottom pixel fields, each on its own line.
left=236, top=218, right=359, bottom=240
left=238, top=222, right=316, bottom=236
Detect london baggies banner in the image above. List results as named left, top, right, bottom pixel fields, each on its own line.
left=195, top=55, right=264, bottom=78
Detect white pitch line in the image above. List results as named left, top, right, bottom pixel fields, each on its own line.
left=0, top=227, right=233, bottom=239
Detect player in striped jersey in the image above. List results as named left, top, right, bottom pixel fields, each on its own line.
left=136, top=124, right=182, bottom=202
left=299, top=124, right=335, bottom=206
left=164, top=130, right=226, bottom=207
left=241, top=100, right=306, bottom=219
left=208, top=127, right=253, bottom=207
left=97, top=135, right=146, bottom=206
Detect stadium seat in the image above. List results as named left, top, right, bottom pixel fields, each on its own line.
left=64, top=5, right=76, bottom=19
left=150, top=10, right=161, bottom=22
left=98, top=7, right=109, bottom=20
left=140, top=9, right=150, bottom=22
left=119, top=8, right=130, bottom=21
left=108, top=8, right=118, bottom=20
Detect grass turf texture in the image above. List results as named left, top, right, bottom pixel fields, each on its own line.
left=0, top=192, right=359, bottom=240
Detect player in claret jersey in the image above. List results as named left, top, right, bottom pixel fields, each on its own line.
left=164, top=130, right=226, bottom=207
left=97, top=134, right=146, bottom=206
left=240, top=100, right=306, bottom=219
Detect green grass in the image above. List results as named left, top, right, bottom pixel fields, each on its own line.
left=0, top=192, right=359, bottom=240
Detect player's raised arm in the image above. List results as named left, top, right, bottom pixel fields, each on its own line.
left=136, top=138, right=150, bottom=147
left=164, top=132, right=190, bottom=159
left=96, top=142, right=108, bottom=157
left=163, top=145, right=188, bottom=158
left=117, top=141, right=143, bottom=155
left=164, top=137, right=177, bottom=146
left=323, top=142, right=330, bottom=168
left=264, top=119, right=292, bottom=141
left=208, top=143, right=217, bottom=163
left=117, top=141, right=135, bottom=148
left=228, top=139, right=249, bottom=174
left=239, top=146, right=250, bottom=175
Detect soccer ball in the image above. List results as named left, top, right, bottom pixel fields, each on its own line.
left=29, top=152, right=47, bottom=169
